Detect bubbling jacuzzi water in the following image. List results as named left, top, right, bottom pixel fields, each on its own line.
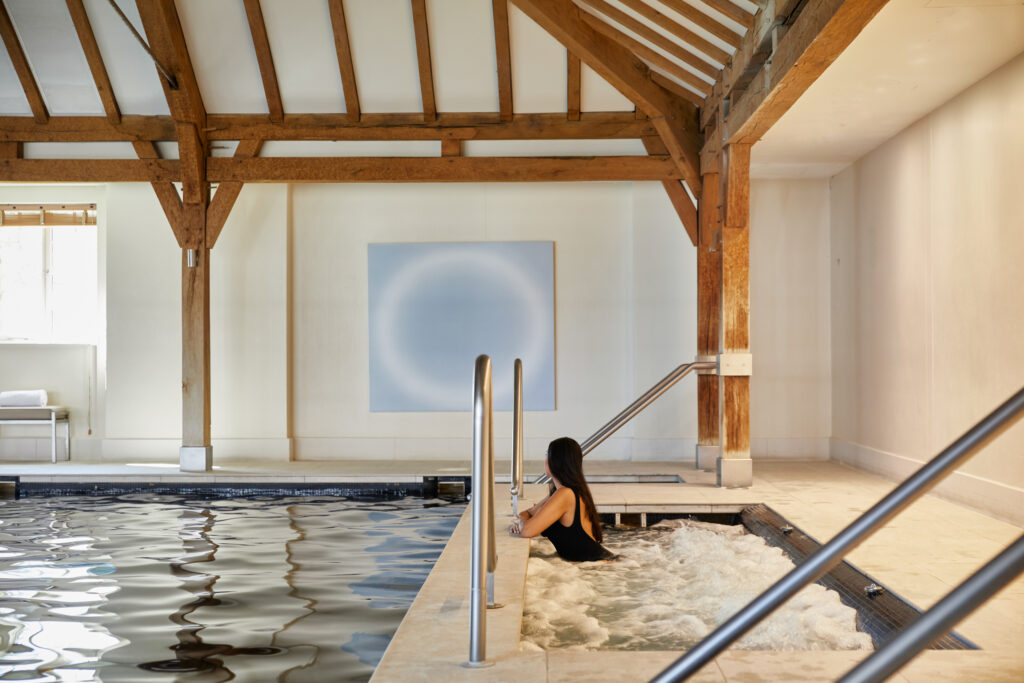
left=521, top=519, right=874, bottom=652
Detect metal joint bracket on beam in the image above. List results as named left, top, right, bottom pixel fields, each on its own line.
left=695, top=355, right=718, bottom=374
left=718, top=353, right=752, bottom=376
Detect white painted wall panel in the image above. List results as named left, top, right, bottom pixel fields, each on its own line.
left=426, top=0, right=499, bottom=113
left=260, top=0, right=345, bottom=113
left=345, top=0, right=421, bottom=113
left=508, top=3, right=566, bottom=113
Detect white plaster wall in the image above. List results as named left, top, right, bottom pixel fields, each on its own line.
left=102, top=183, right=289, bottom=461
left=830, top=53, right=1024, bottom=523
left=750, top=180, right=832, bottom=459
left=291, top=182, right=634, bottom=460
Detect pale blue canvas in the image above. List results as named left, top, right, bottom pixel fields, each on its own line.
left=368, top=242, right=555, bottom=412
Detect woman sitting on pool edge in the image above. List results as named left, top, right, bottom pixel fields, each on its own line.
left=510, top=436, right=615, bottom=562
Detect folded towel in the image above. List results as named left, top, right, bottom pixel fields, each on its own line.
left=0, top=390, right=48, bottom=407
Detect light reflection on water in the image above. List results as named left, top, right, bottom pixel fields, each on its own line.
left=0, top=494, right=463, bottom=682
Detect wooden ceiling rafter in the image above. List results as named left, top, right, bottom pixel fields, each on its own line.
left=243, top=0, right=284, bottom=124
left=700, top=0, right=757, bottom=29
left=658, top=0, right=743, bottom=49
left=615, top=0, right=729, bottom=66
left=493, top=0, right=514, bottom=121
left=510, top=0, right=702, bottom=195
left=0, top=2, right=48, bottom=124
left=578, top=0, right=718, bottom=80
left=328, top=0, right=361, bottom=122
left=66, top=0, right=121, bottom=125
left=0, top=142, right=22, bottom=159
left=411, top=0, right=437, bottom=121
left=579, top=11, right=707, bottom=105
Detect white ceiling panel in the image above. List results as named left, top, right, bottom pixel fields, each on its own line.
left=752, top=0, right=1024, bottom=177
left=346, top=0, right=421, bottom=113
left=0, top=32, right=31, bottom=115
left=509, top=3, right=567, bottom=113
left=82, top=0, right=169, bottom=115
left=260, top=140, right=439, bottom=157
left=175, top=0, right=266, bottom=114
left=23, top=142, right=136, bottom=158
left=580, top=64, right=634, bottom=112
left=259, top=0, right=344, bottom=113
left=465, top=139, right=646, bottom=156
left=4, top=0, right=103, bottom=115
left=426, top=0, right=498, bottom=113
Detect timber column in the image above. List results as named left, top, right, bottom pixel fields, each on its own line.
left=717, top=144, right=753, bottom=487
left=696, top=173, right=721, bottom=471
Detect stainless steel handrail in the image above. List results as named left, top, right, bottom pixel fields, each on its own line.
left=467, top=354, right=498, bottom=668
left=839, top=532, right=1024, bottom=683
left=651, top=384, right=1024, bottom=683
left=534, top=361, right=716, bottom=484
left=511, top=359, right=524, bottom=517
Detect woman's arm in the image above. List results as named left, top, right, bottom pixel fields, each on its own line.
left=517, top=488, right=573, bottom=538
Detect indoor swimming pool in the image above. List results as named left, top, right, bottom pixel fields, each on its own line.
left=0, top=493, right=463, bottom=682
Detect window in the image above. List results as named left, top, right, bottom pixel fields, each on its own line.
left=0, top=205, right=98, bottom=344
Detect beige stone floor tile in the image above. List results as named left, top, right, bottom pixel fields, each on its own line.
left=714, top=650, right=910, bottom=683
left=897, top=651, right=1024, bottom=682
left=546, top=650, right=724, bottom=682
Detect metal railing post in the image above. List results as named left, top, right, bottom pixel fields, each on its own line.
left=466, top=354, right=495, bottom=668
left=839, top=532, right=1024, bottom=683
left=511, top=358, right=524, bottom=518
left=650, top=385, right=1024, bottom=683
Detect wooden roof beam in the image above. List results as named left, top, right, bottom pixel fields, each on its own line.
left=493, top=0, right=513, bottom=121
left=206, top=155, right=682, bottom=183
left=510, top=0, right=701, bottom=195
left=0, top=112, right=656, bottom=143
left=0, top=158, right=179, bottom=182
left=67, top=0, right=120, bottom=124
left=411, top=0, right=437, bottom=120
left=328, top=0, right=361, bottom=122
left=700, top=0, right=757, bottom=29
left=135, top=0, right=207, bottom=220
left=705, top=0, right=890, bottom=147
left=243, top=0, right=283, bottom=123
left=579, top=0, right=719, bottom=80
left=0, top=3, right=48, bottom=124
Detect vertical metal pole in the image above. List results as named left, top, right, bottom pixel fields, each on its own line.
left=511, top=358, right=524, bottom=517
left=466, top=355, right=494, bottom=668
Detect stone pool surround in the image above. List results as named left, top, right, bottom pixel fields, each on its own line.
left=372, top=462, right=1024, bottom=682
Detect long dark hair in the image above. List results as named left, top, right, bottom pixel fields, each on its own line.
left=546, top=437, right=603, bottom=542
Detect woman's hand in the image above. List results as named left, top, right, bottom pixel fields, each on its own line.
left=509, top=510, right=530, bottom=536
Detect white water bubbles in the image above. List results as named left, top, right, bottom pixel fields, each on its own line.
left=521, top=519, right=874, bottom=652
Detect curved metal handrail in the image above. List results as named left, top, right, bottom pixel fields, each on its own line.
left=534, top=361, right=716, bottom=484
left=511, top=359, right=524, bottom=516
left=467, top=354, right=497, bottom=668
left=651, top=384, right=1024, bottom=683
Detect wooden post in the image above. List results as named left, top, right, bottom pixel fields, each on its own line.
left=717, top=143, right=752, bottom=487
left=179, top=201, right=212, bottom=472
left=696, top=172, right=721, bottom=470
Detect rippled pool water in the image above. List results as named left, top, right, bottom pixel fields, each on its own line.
left=0, top=494, right=463, bottom=682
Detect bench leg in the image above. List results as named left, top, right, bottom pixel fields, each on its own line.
left=51, top=415, right=57, bottom=464
left=65, top=419, right=70, bottom=460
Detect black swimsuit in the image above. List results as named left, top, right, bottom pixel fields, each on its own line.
left=541, top=488, right=614, bottom=562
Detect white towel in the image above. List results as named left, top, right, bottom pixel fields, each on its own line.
left=0, top=390, right=48, bottom=407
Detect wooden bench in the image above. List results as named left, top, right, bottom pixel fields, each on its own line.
left=0, top=407, right=70, bottom=463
